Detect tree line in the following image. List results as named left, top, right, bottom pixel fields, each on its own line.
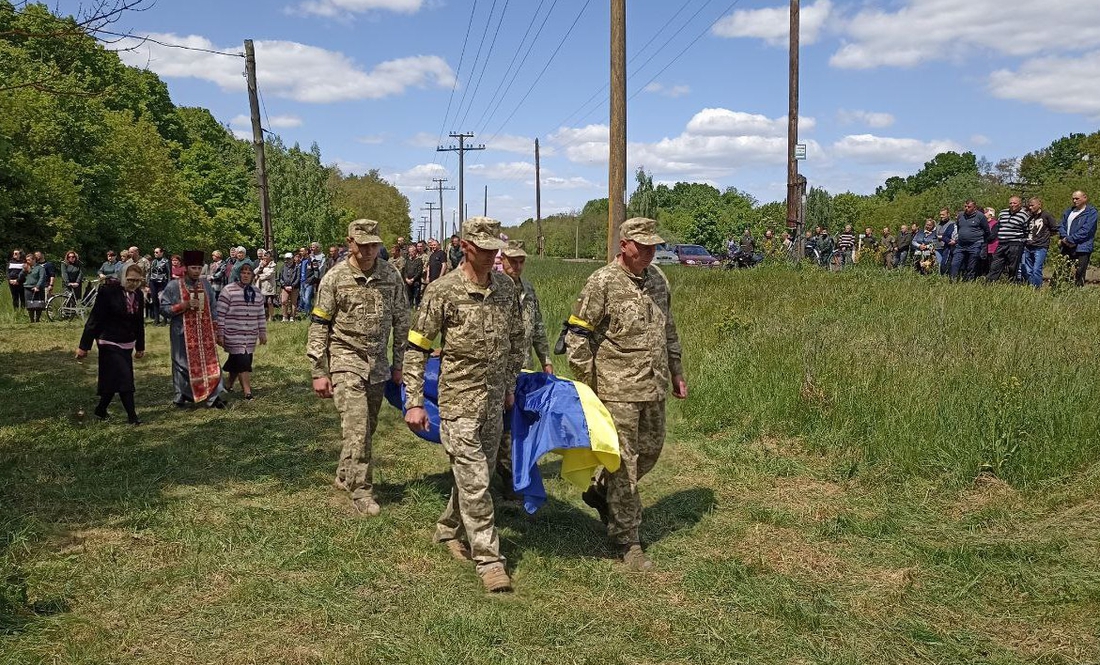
left=0, top=1, right=412, bottom=260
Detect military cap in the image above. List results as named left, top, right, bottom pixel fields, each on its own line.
left=182, top=250, right=205, bottom=266
left=462, top=216, right=507, bottom=250
left=620, top=217, right=664, bottom=246
left=348, top=219, right=383, bottom=245
left=501, top=239, right=527, bottom=258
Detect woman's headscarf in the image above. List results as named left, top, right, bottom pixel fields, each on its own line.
left=233, top=259, right=257, bottom=304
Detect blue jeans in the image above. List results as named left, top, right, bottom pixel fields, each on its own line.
left=298, top=283, right=314, bottom=313
left=936, top=249, right=952, bottom=275
left=950, top=242, right=984, bottom=281
left=1020, top=247, right=1047, bottom=288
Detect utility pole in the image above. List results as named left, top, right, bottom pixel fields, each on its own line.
left=427, top=178, right=454, bottom=241
left=452, top=210, right=457, bottom=235
left=437, top=132, right=484, bottom=227
left=608, top=0, right=627, bottom=262
left=786, top=0, right=805, bottom=260
left=244, top=39, right=273, bottom=253
left=483, top=185, right=488, bottom=217
left=535, top=138, right=543, bottom=256
left=422, top=203, right=439, bottom=238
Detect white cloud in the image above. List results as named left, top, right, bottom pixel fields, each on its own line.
left=331, top=158, right=371, bottom=174
left=685, top=108, right=815, bottom=137
left=549, top=109, right=824, bottom=181
left=468, top=161, right=536, bottom=180
left=643, top=82, right=691, bottom=98
left=831, top=134, right=963, bottom=164
left=712, top=0, right=832, bottom=46
left=989, top=51, right=1100, bottom=117
left=231, top=113, right=303, bottom=129
left=543, top=176, right=598, bottom=190
left=114, top=33, right=453, bottom=103
left=484, top=134, right=555, bottom=156
left=837, top=109, right=894, bottom=128
left=386, top=162, right=449, bottom=198
left=356, top=134, right=386, bottom=145
left=294, top=0, right=423, bottom=18
left=970, top=134, right=991, bottom=146
left=407, top=132, right=440, bottom=148
left=830, top=0, right=1100, bottom=69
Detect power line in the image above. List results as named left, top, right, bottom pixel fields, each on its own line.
left=99, top=29, right=244, bottom=57
left=481, top=0, right=593, bottom=146
left=471, top=0, right=555, bottom=137
left=452, top=0, right=499, bottom=132
left=456, top=0, right=511, bottom=130
left=436, top=0, right=479, bottom=146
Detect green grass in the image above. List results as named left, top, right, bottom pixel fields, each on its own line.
left=1, top=261, right=1098, bottom=664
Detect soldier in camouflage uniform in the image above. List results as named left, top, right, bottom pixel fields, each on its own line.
left=565, top=218, right=688, bottom=572
left=307, top=219, right=409, bottom=516
left=403, top=217, right=525, bottom=593
left=496, top=240, right=553, bottom=500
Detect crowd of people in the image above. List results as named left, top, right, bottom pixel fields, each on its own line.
left=729, top=190, right=1097, bottom=286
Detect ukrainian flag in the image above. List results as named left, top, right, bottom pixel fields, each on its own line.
left=384, top=357, right=621, bottom=514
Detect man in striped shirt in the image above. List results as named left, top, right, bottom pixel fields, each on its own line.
left=987, top=196, right=1029, bottom=283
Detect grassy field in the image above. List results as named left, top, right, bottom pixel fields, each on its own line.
left=1, top=260, right=1098, bottom=664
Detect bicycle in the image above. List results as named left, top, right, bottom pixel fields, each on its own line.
left=46, top=281, right=98, bottom=322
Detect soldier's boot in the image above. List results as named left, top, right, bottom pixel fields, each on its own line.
left=479, top=563, right=513, bottom=593
left=333, top=476, right=348, bottom=492
left=581, top=485, right=609, bottom=525
left=352, top=496, right=381, bottom=517
left=620, top=543, right=654, bottom=572
left=443, top=539, right=472, bottom=561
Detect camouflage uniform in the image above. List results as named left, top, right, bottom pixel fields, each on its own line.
left=565, top=218, right=683, bottom=547
left=496, top=241, right=552, bottom=491
left=403, top=218, right=525, bottom=573
left=307, top=220, right=409, bottom=502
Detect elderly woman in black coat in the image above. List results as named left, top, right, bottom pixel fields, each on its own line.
left=76, top=264, right=146, bottom=424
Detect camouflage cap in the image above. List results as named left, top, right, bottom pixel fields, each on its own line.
left=348, top=219, right=383, bottom=245
left=462, top=216, right=507, bottom=250
left=501, top=239, right=527, bottom=258
left=620, top=217, right=664, bottom=246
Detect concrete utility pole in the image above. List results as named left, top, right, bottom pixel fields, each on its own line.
left=427, top=178, right=454, bottom=241
left=608, top=0, right=627, bottom=263
left=483, top=185, right=488, bottom=217
left=786, top=0, right=805, bottom=259
left=422, top=203, right=438, bottom=238
left=437, top=132, right=484, bottom=227
left=244, top=40, right=273, bottom=253
left=535, top=138, right=543, bottom=256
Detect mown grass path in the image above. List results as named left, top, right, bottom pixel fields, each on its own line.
left=2, top=261, right=1098, bottom=664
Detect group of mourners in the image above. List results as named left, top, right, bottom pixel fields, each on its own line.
left=782, top=190, right=1097, bottom=286
left=73, top=250, right=270, bottom=424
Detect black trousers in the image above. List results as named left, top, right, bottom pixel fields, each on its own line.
left=1061, top=247, right=1092, bottom=286
left=987, top=242, right=1024, bottom=282
left=149, top=281, right=167, bottom=322
left=8, top=283, right=24, bottom=309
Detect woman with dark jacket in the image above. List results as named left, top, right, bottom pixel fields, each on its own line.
left=22, top=253, right=47, bottom=322
left=7, top=249, right=26, bottom=310
left=76, top=264, right=146, bottom=424
left=61, top=251, right=84, bottom=299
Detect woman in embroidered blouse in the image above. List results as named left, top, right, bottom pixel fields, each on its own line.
left=216, top=261, right=267, bottom=399
left=76, top=264, right=146, bottom=424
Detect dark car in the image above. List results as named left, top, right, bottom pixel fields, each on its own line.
left=672, top=244, right=720, bottom=267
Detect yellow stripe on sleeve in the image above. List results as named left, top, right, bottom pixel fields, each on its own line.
left=567, top=315, right=594, bottom=332
left=408, top=329, right=434, bottom=351
left=311, top=307, right=332, bottom=322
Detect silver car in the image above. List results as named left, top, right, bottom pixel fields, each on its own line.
left=653, top=243, right=679, bottom=265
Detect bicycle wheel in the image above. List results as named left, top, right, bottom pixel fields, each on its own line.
left=45, top=295, right=63, bottom=322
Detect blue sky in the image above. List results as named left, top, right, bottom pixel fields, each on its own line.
left=73, top=0, right=1100, bottom=230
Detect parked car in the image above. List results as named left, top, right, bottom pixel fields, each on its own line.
left=672, top=244, right=721, bottom=267
left=653, top=243, right=679, bottom=265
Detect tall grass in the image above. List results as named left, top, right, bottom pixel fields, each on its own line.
left=524, top=259, right=1100, bottom=487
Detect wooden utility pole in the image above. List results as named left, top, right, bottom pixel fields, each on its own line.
left=427, top=178, right=453, bottom=241
left=608, top=0, right=627, bottom=262
left=786, top=0, right=805, bottom=259
left=422, top=202, right=438, bottom=238
left=535, top=138, right=543, bottom=256
left=483, top=185, right=488, bottom=216
left=244, top=39, right=273, bottom=253
left=437, top=132, right=484, bottom=227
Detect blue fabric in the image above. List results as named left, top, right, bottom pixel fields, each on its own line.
left=1059, top=204, right=1099, bottom=253
left=510, top=373, right=593, bottom=514
left=383, top=355, right=442, bottom=443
